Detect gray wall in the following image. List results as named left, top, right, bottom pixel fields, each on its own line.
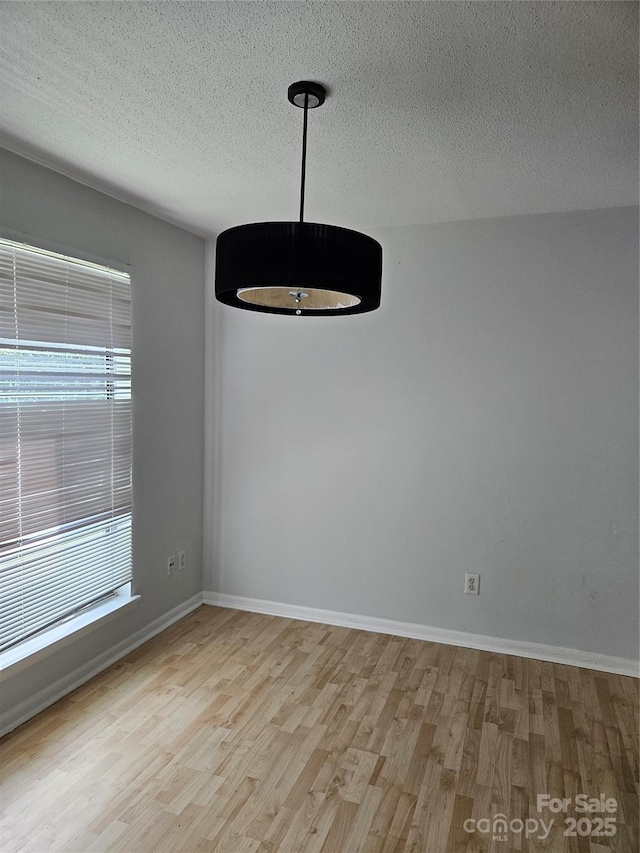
left=1, top=149, right=205, bottom=710
left=206, top=206, right=639, bottom=661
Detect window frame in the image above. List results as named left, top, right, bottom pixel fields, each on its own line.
left=0, top=230, right=138, bottom=675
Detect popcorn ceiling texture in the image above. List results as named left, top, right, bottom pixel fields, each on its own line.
left=0, top=1, right=637, bottom=237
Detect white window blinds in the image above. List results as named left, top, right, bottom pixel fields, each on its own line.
left=0, top=238, right=132, bottom=651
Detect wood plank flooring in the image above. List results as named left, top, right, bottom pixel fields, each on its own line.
left=0, top=606, right=638, bottom=852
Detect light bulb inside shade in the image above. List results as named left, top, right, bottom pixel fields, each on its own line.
left=236, top=287, right=361, bottom=311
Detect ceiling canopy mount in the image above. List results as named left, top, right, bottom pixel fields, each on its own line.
left=287, top=81, right=326, bottom=109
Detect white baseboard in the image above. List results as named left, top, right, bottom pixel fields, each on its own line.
left=203, top=591, right=638, bottom=678
left=0, top=593, right=204, bottom=738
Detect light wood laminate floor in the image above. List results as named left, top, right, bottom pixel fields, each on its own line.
left=1, top=606, right=638, bottom=852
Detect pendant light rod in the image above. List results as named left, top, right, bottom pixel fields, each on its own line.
left=299, top=92, right=309, bottom=223
left=287, top=81, right=326, bottom=223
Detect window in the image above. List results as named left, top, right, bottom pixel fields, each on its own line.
left=0, top=238, right=132, bottom=652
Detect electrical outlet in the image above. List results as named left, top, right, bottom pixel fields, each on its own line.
left=464, top=573, right=480, bottom=595
left=178, top=550, right=187, bottom=571
left=167, top=555, right=176, bottom=576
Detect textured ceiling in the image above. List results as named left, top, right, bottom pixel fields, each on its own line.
left=0, top=2, right=637, bottom=237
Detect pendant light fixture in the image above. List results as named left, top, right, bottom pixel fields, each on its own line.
left=215, top=81, right=382, bottom=315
